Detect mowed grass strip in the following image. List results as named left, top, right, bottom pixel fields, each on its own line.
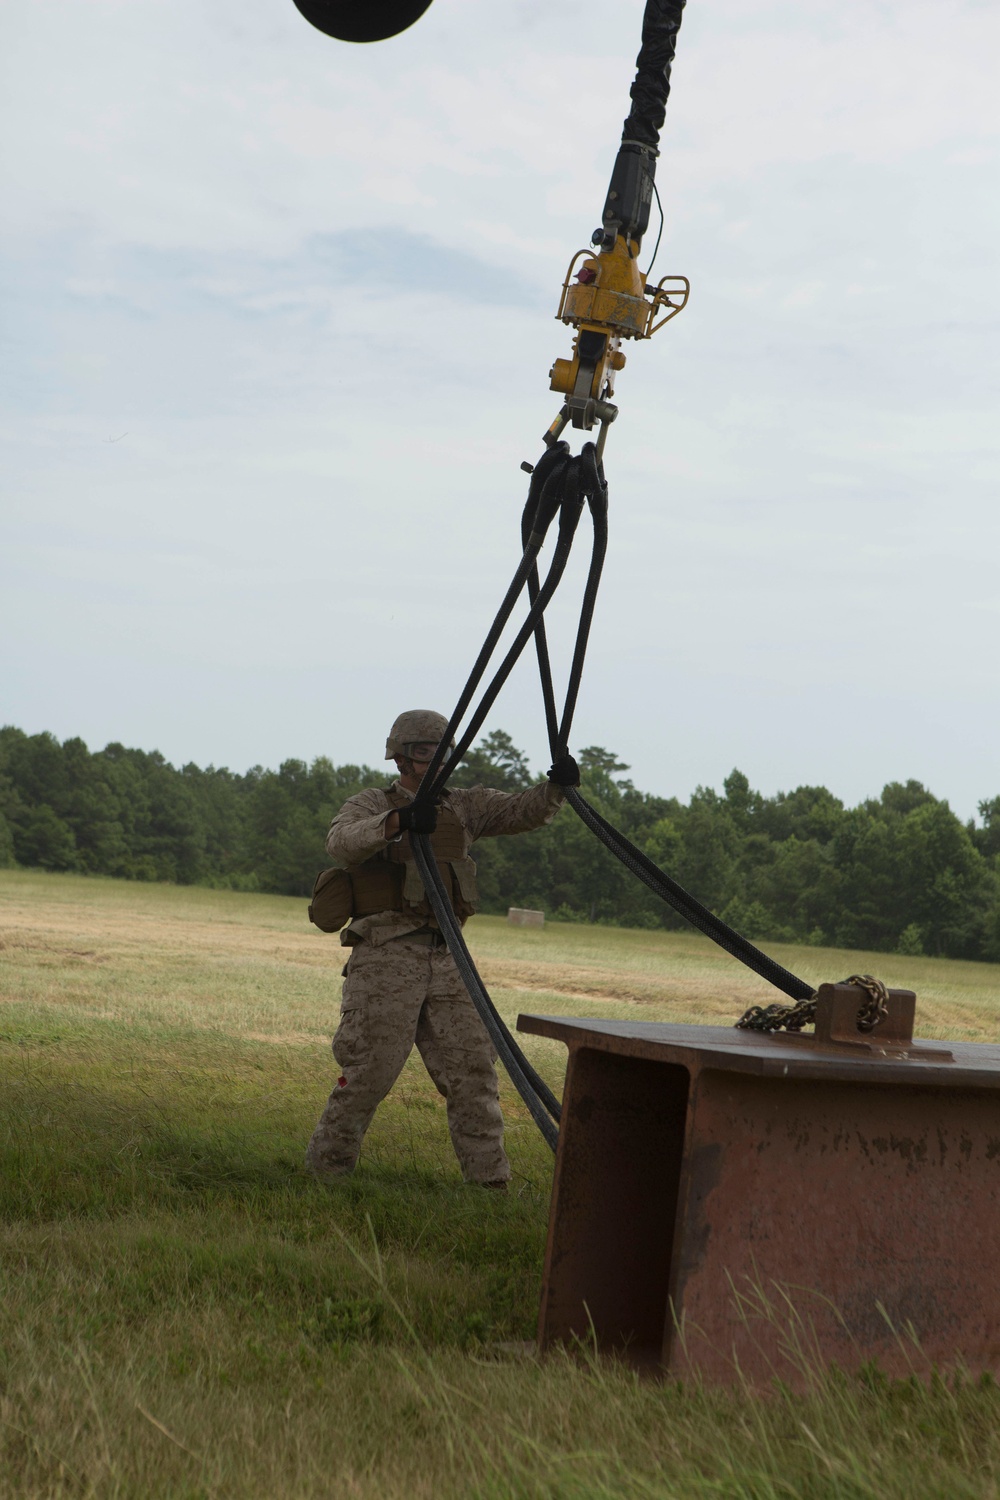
left=2, top=867, right=1000, bottom=1498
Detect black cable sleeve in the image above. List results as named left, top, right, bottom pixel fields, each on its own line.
left=528, top=559, right=561, bottom=754
left=557, top=454, right=608, bottom=750
left=416, top=445, right=571, bottom=800
left=564, top=787, right=816, bottom=1004
left=424, top=472, right=585, bottom=803
left=527, top=447, right=607, bottom=758
left=429, top=529, right=576, bottom=797
left=523, top=459, right=581, bottom=757
left=410, top=833, right=561, bottom=1151
left=518, top=455, right=815, bottom=1005
left=399, top=450, right=594, bottom=1156
left=623, top=0, right=687, bottom=149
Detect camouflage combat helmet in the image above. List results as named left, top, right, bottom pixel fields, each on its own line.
left=385, top=710, right=454, bottom=761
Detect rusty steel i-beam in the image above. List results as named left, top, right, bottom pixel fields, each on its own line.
left=518, top=984, right=1000, bottom=1385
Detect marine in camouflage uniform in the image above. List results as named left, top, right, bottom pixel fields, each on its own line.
left=305, top=710, right=577, bottom=1187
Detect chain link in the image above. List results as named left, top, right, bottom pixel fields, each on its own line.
left=735, top=995, right=816, bottom=1033
left=735, top=974, right=889, bottom=1035
left=848, top=973, right=890, bottom=1032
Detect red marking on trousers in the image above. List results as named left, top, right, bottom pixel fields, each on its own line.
left=337, top=1075, right=347, bottom=1088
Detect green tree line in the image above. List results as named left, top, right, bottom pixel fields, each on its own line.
left=2, top=725, right=998, bottom=961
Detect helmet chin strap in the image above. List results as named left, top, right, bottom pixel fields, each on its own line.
left=395, top=755, right=416, bottom=779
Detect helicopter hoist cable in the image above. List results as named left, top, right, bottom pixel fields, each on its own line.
left=406, top=1, right=818, bottom=1149
left=404, top=0, right=821, bottom=1150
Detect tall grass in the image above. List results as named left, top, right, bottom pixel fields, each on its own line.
left=2, top=868, right=1000, bottom=1497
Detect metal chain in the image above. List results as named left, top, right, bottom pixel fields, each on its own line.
left=847, top=973, right=890, bottom=1033
left=735, top=996, right=816, bottom=1033
left=735, top=974, right=889, bottom=1035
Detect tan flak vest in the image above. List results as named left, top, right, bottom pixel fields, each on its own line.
left=308, top=788, right=479, bottom=934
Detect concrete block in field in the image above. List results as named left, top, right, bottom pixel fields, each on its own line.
left=507, top=908, right=544, bottom=928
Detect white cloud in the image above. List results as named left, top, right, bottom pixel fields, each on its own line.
left=2, top=0, right=999, bottom=816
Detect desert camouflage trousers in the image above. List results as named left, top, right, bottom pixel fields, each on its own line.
left=306, top=934, right=511, bottom=1184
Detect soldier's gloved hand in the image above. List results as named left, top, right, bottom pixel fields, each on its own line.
left=397, top=801, right=438, bottom=836
left=547, top=753, right=580, bottom=788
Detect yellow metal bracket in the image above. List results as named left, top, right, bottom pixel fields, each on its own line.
left=545, top=232, right=689, bottom=454
left=645, top=273, right=691, bottom=334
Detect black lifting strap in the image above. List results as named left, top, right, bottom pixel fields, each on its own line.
left=406, top=445, right=599, bottom=1151
left=409, top=836, right=560, bottom=1151
left=419, top=444, right=584, bottom=806
left=524, top=456, right=816, bottom=1007
left=559, top=790, right=815, bottom=1003
left=412, top=446, right=817, bottom=1155
left=524, top=476, right=813, bottom=998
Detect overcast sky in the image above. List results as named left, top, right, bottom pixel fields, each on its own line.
left=3, top=0, right=998, bottom=819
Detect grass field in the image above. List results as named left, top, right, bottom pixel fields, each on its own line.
left=2, top=867, right=1000, bottom=1498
